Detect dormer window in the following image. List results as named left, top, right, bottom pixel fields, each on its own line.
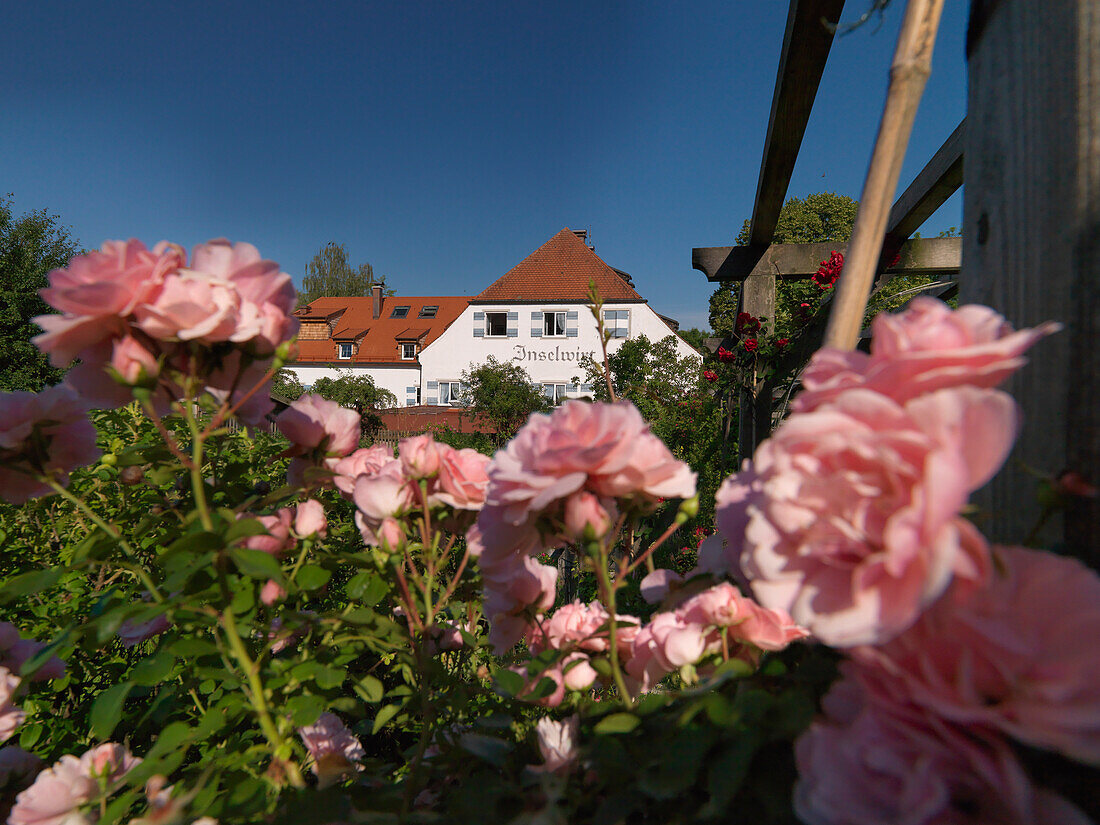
left=390, top=306, right=410, bottom=319
left=338, top=343, right=353, bottom=359
left=401, top=343, right=417, bottom=360
left=418, top=306, right=438, bottom=318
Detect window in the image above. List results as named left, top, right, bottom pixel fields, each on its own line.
left=485, top=311, right=507, bottom=337
left=439, top=381, right=465, bottom=406
left=338, top=343, right=353, bottom=359
left=390, top=306, right=410, bottom=319
left=418, top=306, right=438, bottom=318
left=543, top=310, right=566, bottom=337
left=542, top=383, right=567, bottom=404
left=602, top=309, right=631, bottom=338
left=401, top=343, right=417, bottom=360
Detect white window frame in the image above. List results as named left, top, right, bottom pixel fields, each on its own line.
left=542, top=383, right=567, bottom=404
left=543, top=310, right=567, bottom=337
left=338, top=342, right=353, bottom=359
left=401, top=342, right=417, bottom=360
left=439, top=381, right=465, bottom=406
left=602, top=308, right=631, bottom=338
left=485, top=311, right=508, bottom=337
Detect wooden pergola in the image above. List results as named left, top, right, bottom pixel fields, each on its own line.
left=695, top=0, right=1100, bottom=556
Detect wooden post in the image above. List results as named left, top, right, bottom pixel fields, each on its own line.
left=962, top=0, right=1100, bottom=562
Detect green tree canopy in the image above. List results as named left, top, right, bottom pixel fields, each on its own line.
left=709, top=192, right=858, bottom=336
left=0, top=195, right=82, bottom=392
left=271, top=368, right=305, bottom=402
left=461, top=356, right=549, bottom=448
left=297, top=242, right=379, bottom=307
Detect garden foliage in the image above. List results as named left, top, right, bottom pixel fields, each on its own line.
left=0, top=238, right=1095, bottom=825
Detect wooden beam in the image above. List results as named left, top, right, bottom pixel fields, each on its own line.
left=748, top=0, right=847, bottom=247
left=692, top=236, right=960, bottom=282
left=886, top=118, right=965, bottom=241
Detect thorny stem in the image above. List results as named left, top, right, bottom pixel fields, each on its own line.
left=595, top=545, right=632, bottom=705
left=141, top=400, right=194, bottom=469
left=181, top=391, right=215, bottom=532
left=623, top=519, right=682, bottom=579
left=45, top=479, right=165, bottom=602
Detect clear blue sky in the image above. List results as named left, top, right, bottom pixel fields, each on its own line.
left=3, top=1, right=968, bottom=331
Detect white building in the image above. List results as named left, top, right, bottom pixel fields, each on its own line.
left=288, top=228, right=700, bottom=406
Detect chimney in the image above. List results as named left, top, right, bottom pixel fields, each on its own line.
left=372, top=284, right=383, bottom=319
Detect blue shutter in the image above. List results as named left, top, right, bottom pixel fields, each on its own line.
left=613, top=328, right=628, bottom=338
left=531, top=311, right=544, bottom=337
left=507, top=311, right=519, bottom=321
left=566, top=311, right=579, bottom=320
left=531, top=327, right=542, bottom=337
left=473, top=328, right=484, bottom=337
left=426, top=381, right=438, bottom=389
left=426, top=397, right=438, bottom=406
left=473, top=312, right=485, bottom=320
left=473, top=311, right=485, bottom=337
left=579, top=383, right=593, bottom=393
left=567, top=384, right=578, bottom=393
left=531, top=311, right=543, bottom=321
left=507, top=328, right=518, bottom=337
left=566, top=328, right=578, bottom=338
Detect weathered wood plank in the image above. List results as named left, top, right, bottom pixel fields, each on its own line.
left=692, top=237, right=960, bottom=282
left=962, top=0, right=1099, bottom=561
left=886, top=118, right=965, bottom=241
left=748, top=0, right=847, bottom=247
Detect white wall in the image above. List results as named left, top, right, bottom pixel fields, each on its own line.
left=418, top=301, right=700, bottom=405
left=286, top=364, right=421, bottom=408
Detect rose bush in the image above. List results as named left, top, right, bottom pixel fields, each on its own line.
left=0, top=240, right=1092, bottom=825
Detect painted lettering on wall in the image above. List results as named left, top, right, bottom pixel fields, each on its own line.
left=511, top=344, right=597, bottom=364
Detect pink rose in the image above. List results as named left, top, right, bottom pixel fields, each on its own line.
left=293, top=500, right=327, bottom=538
left=33, top=239, right=183, bottom=367
left=627, top=612, right=707, bottom=690
left=107, top=334, right=160, bottom=385
left=531, top=716, right=579, bottom=775
left=0, top=623, right=65, bottom=681
left=352, top=464, right=415, bottom=546
left=794, top=678, right=1090, bottom=825
left=260, top=580, right=287, bottom=606
left=0, top=386, right=100, bottom=504
left=434, top=447, right=490, bottom=510
left=243, top=509, right=296, bottom=556
left=8, top=754, right=97, bottom=825
left=332, top=444, right=396, bottom=498
left=277, top=394, right=361, bottom=458
left=562, top=491, right=615, bottom=541
left=639, top=568, right=684, bottom=604
left=399, top=434, right=442, bottom=478
left=852, top=545, right=1100, bottom=765
left=298, top=712, right=364, bottom=788
left=116, top=614, right=170, bottom=648
left=0, top=668, right=24, bottom=744
left=718, top=387, right=1014, bottom=646
left=795, top=298, right=1059, bottom=412
left=81, top=743, right=139, bottom=784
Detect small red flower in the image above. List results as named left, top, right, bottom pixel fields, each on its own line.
left=703, top=369, right=719, bottom=383
left=735, top=312, right=761, bottom=335
left=812, top=250, right=844, bottom=290
left=743, top=338, right=759, bottom=353
left=717, top=346, right=736, bottom=363
left=777, top=338, right=789, bottom=348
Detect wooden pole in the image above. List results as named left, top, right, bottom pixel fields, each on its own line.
left=823, top=0, right=946, bottom=350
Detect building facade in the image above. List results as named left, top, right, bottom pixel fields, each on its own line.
left=287, top=228, right=700, bottom=406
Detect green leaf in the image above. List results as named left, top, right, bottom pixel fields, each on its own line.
left=164, top=531, right=224, bottom=556
left=0, top=568, right=62, bottom=602
left=287, top=694, right=327, bottom=727
left=90, top=682, right=134, bottom=739
left=314, top=666, right=345, bottom=690
left=371, top=703, right=402, bottom=734
left=228, top=547, right=286, bottom=582
left=169, top=638, right=218, bottom=657
left=357, top=675, right=384, bottom=704
left=594, top=713, right=639, bottom=735
left=130, top=651, right=177, bottom=686
left=492, top=667, right=524, bottom=697
left=459, top=733, right=512, bottom=766
left=295, top=564, right=331, bottom=591
left=224, top=517, right=268, bottom=542
left=18, top=723, right=42, bottom=750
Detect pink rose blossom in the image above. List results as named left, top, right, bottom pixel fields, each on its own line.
left=297, top=712, right=364, bottom=788
left=562, top=491, right=615, bottom=541
left=107, top=334, right=160, bottom=385
left=627, top=612, right=708, bottom=690
left=81, top=743, right=139, bottom=784
left=639, top=568, right=685, bottom=604
left=795, top=298, right=1060, bottom=412
left=0, top=623, right=65, bottom=681
left=853, top=545, right=1100, bottom=765
left=794, top=677, right=1090, bottom=825
left=33, top=239, right=183, bottom=367
left=116, top=614, right=171, bottom=648
left=531, top=716, right=580, bottom=775
left=352, top=464, right=415, bottom=546
left=243, top=509, right=296, bottom=556
left=277, top=394, right=361, bottom=458
left=0, top=386, right=100, bottom=504
left=260, top=580, right=287, bottom=606
left=434, top=446, right=490, bottom=510
left=0, top=668, right=24, bottom=744
left=293, top=500, right=327, bottom=538
left=717, top=387, right=1014, bottom=647
left=399, top=434, right=442, bottom=478
left=332, top=444, right=395, bottom=498
left=10, top=743, right=138, bottom=825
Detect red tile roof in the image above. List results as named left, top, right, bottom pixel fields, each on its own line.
left=476, top=228, right=646, bottom=302
left=293, top=296, right=469, bottom=364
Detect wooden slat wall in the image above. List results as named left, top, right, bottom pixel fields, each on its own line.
left=962, top=0, right=1099, bottom=561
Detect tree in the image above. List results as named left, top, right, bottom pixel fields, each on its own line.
left=709, top=192, right=859, bottom=336
left=676, top=327, right=710, bottom=351
left=297, top=242, right=379, bottom=307
left=461, top=357, right=549, bottom=448
left=0, top=195, right=82, bottom=392
left=271, top=368, right=305, bottom=401
left=310, top=371, right=397, bottom=440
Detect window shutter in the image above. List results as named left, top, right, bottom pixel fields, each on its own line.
left=613, top=328, right=628, bottom=338
left=473, top=328, right=484, bottom=337
left=579, top=383, right=593, bottom=393
left=473, top=312, right=485, bottom=320
left=566, top=328, right=578, bottom=338
left=507, top=311, right=519, bottom=321
left=473, top=311, right=485, bottom=337
left=567, top=384, right=578, bottom=393
left=531, top=311, right=543, bottom=321
left=566, top=311, right=579, bottom=320
left=507, top=327, right=518, bottom=337
left=427, top=381, right=438, bottom=389
left=426, top=396, right=438, bottom=406
left=531, top=326, right=542, bottom=337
